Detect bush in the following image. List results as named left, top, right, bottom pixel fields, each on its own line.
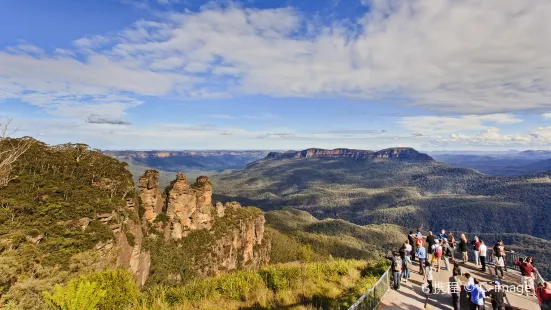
left=42, top=269, right=139, bottom=310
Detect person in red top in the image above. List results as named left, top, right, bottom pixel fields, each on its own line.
left=514, top=257, right=535, bottom=296
left=537, top=282, right=551, bottom=309
left=471, top=236, right=481, bottom=266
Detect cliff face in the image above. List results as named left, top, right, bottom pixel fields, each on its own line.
left=139, top=170, right=164, bottom=222
left=267, top=147, right=433, bottom=161
left=139, top=170, right=270, bottom=281
left=201, top=203, right=270, bottom=276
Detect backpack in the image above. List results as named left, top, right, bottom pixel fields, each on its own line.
left=435, top=246, right=442, bottom=258
left=393, top=257, right=402, bottom=272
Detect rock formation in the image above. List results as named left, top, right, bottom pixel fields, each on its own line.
left=139, top=170, right=164, bottom=222
left=164, top=173, right=215, bottom=239
left=139, top=170, right=270, bottom=281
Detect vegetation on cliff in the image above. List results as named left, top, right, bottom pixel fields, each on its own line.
left=0, top=138, right=137, bottom=308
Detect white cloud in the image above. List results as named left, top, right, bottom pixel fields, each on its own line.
left=1, top=0, right=550, bottom=120
left=208, top=114, right=235, bottom=119
left=400, top=114, right=522, bottom=133
left=543, top=113, right=551, bottom=119
left=430, top=126, right=551, bottom=147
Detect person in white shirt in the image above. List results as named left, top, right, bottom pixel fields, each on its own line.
left=479, top=240, right=488, bottom=272
left=404, top=241, right=413, bottom=264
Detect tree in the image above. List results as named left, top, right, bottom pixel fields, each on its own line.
left=0, top=119, right=33, bottom=187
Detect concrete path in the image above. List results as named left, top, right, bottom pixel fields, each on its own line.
left=379, top=258, right=540, bottom=310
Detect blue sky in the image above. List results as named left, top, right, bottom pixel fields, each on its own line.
left=2, top=0, right=551, bottom=150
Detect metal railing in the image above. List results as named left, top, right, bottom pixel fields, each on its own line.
left=348, top=267, right=391, bottom=310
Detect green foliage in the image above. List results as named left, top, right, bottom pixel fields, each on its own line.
left=42, top=269, right=139, bottom=310
left=142, top=259, right=385, bottom=309
left=43, top=280, right=105, bottom=310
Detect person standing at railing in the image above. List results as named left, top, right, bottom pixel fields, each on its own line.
left=438, top=229, right=447, bottom=240
left=471, top=236, right=481, bottom=267
left=493, top=240, right=508, bottom=277
left=448, top=232, right=456, bottom=251
left=479, top=240, right=488, bottom=272
left=514, top=257, right=536, bottom=297
left=459, top=233, right=469, bottom=263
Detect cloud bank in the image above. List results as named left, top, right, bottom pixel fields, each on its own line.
left=1, top=0, right=551, bottom=119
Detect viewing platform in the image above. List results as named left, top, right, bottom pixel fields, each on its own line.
left=350, top=244, right=544, bottom=310
left=379, top=259, right=540, bottom=309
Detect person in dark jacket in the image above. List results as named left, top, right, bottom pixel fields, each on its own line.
left=487, top=281, right=506, bottom=310
left=408, top=231, right=415, bottom=261
left=426, top=231, right=436, bottom=262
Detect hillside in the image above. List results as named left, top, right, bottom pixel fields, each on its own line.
left=212, top=147, right=551, bottom=241
left=0, top=139, right=149, bottom=308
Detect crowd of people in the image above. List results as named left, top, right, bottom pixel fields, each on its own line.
left=385, top=229, right=551, bottom=309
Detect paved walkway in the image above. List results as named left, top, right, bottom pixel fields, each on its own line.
left=379, top=258, right=540, bottom=310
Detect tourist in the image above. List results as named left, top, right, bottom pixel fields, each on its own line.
left=427, top=231, right=436, bottom=262
left=404, top=240, right=413, bottom=264
left=408, top=231, right=415, bottom=261
left=386, top=251, right=403, bottom=290
left=459, top=233, right=469, bottom=263
left=493, top=240, right=511, bottom=272
left=442, top=239, right=452, bottom=271
left=448, top=232, right=456, bottom=250
left=470, top=278, right=486, bottom=310
left=493, top=240, right=507, bottom=277
left=514, top=257, right=536, bottom=296
left=449, top=272, right=461, bottom=310
left=401, top=251, right=410, bottom=283
left=453, top=261, right=463, bottom=277
left=432, top=239, right=442, bottom=272
left=417, top=245, right=427, bottom=275
left=472, top=236, right=481, bottom=266
left=536, top=282, right=551, bottom=310
left=479, top=240, right=488, bottom=272
left=487, top=281, right=506, bottom=310
left=438, top=229, right=447, bottom=240
left=416, top=229, right=423, bottom=239
left=423, top=260, right=434, bottom=294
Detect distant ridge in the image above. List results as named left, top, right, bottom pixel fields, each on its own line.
left=266, top=147, right=433, bottom=161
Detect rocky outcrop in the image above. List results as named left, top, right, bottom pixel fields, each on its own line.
left=199, top=202, right=270, bottom=276
left=164, top=173, right=214, bottom=239
left=139, top=170, right=164, bottom=222
left=267, top=147, right=433, bottom=161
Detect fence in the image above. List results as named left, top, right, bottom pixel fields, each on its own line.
left=348, top=267, right=391, bottom=310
